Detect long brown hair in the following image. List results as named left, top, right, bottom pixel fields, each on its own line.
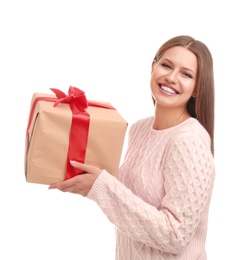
left=153, top=35, right=215, bottom=155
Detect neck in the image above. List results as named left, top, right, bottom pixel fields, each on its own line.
left=153, top=107, right=190, bottom=130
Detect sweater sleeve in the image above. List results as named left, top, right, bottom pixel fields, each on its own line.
left=87, top=134, right=215, bottom=254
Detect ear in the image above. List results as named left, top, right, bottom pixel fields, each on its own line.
left=151, top=60, right=156, bottom=73
left=192, top=89, right=197, bottom=98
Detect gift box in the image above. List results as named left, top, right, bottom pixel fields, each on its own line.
left=25, top=86, right=128, bottom=185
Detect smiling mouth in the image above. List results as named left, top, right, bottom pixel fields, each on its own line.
left=160, top=85, right=179, bottom=94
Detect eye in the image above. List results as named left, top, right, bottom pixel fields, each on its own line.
left=182, top=72, right=193, bottom=78
left=161, top=63, right=171, bottom=69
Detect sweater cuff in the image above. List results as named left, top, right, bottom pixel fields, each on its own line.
left=87, top=169, right=114, bottom=202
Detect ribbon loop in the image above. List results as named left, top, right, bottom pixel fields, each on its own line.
left=50, top=86, right=88, bottom=112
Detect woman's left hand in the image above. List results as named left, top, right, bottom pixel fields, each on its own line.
left=48, top=160, right=102, bottom=196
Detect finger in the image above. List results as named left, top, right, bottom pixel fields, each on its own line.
left=48, top=177, right=76, bottom=190
left=70, top=161, right=100, bottom=174
left=70, top=160, right=85, bottom=170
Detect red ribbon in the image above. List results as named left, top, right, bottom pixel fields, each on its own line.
left=26, top=86, right=115, bottom=180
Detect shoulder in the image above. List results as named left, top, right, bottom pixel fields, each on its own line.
left=125, top=116, right=154, bottom=144
left=129, top=116, right=153, bottom=133
left=171, top=118, right=211, bottom=151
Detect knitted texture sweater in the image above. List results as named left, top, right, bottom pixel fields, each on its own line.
left=87, top=117, right=215, bottom=260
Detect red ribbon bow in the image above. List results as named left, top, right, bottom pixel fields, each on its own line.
left=50, top=86, right=88, bottom=113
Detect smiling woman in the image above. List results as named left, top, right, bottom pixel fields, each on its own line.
left=152, top=36, right=214, bottom=154
left=150, top=46, right=198, bottom=130
left=49, top=35, right=215, bottom=260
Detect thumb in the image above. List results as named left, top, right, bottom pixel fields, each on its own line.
left=70, top=160, right=102, bottom=175
left=70, top=160, right=86, bottom=170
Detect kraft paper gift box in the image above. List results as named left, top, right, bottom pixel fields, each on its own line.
left=25, top=86, right=128, bottom=185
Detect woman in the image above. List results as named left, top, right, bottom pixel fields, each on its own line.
left=49, top=35, right=215, bottom=260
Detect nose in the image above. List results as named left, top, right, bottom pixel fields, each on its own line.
left=166, top=70, right=178, bottom=84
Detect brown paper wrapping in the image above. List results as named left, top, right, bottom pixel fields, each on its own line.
left=25, top=92, right=128, bottom=185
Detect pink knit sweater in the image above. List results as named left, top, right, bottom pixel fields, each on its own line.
left=87, top=117, right=215, bottom=260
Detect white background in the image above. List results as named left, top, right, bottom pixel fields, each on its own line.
left=0, top=1, right=251, bottom=259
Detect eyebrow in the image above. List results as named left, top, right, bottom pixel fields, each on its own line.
left=161, top=58, right=196, bottom=75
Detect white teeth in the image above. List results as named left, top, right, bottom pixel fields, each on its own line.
left=161, top=85, right=176, bottom=94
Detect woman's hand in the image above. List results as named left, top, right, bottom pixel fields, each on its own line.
left=48, top=161, right=102, bottom=196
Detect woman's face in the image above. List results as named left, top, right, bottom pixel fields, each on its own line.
left=150, top=46, right=198, bottom=113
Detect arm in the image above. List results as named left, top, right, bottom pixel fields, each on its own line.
left=87, top=135, right=215, bottom=253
